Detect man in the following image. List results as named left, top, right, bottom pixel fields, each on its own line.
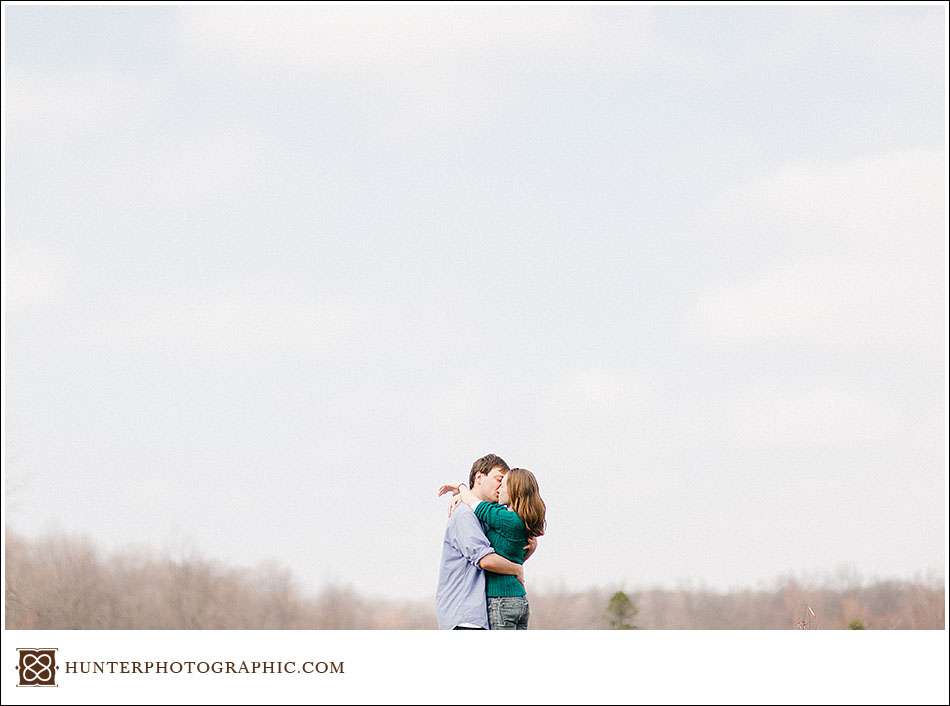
left=436, top=454, right=524, bottom=630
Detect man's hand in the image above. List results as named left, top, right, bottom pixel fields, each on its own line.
left=515, top=566, right=526, bottom=587
left=523, top=536, right=538, bottom=561
left=447, top=494, right=463, bottom=517
left=437, top=483, right=461, bottom=497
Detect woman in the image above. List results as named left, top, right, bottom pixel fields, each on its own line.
left=440, top=468, right=546, bottom=629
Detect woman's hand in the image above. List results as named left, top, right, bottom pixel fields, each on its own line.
left=447, top=495, right=463, bottom=517
left=523, top=536, right=538, bottom=561
left=437, top=483, right=461, bottom=497
left=439, top=483, right=480, bottom=511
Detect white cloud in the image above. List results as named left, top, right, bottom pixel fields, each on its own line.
left=74, top=275, right=354, bottom=360
left=690, top=148, right=947, bottom=355
left=5, top=69, right=271, bottom=207
left=702, top=148, right=946, bottom=257
left=423, top=366, right=658, bottom=470
left=3, top=70, right=271, bottom=209
left=3, top=242, right=74, bottom=314
left=693, top=257, right=941, bottom=353
left=718, top=382, right=917, bottom=451
left=526, top=367, right=661, bottom=466
left=541, top=367, right=654, bottom=416
left=5, top=69, right=162, bottom=143
left=95, top=127, right=275, bottom=208
left=176, top=6, right=656, bottom=140
left=178, top=6, right=653, bottom=73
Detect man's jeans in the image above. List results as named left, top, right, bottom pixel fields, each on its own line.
left=487, top=596, right=530, bottom=629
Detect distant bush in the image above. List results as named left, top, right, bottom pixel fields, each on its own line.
left=606, top=590, right=638, bottom=629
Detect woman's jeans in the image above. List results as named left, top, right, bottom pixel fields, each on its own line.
left=487, top=596, right=530, bottom=630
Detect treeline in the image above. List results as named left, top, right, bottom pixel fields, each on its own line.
left=528, top=580, right=944, bottom=629
left=5, top=531, right=944, bottom=629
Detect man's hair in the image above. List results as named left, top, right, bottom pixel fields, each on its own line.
left=468, top=454, right=510, bottom=488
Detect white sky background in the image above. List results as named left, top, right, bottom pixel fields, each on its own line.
left=3, top=5, right=947, bottom=600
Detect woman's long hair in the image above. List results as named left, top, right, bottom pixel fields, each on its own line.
left=507, top=468, right=546, bottom=539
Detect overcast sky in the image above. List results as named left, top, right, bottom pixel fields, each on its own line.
left=3, top=5, right=947, bottom=600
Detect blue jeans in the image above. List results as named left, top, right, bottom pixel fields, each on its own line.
left=487, top=596, right=530, bottom=630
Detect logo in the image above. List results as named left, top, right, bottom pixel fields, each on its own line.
left=16, top=649, right=58, bottom=687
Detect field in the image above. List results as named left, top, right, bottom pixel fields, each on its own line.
left=5, top=530, right=944, bottom=630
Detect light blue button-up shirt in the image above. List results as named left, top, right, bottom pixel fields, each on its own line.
left=436, top=503, right=494, bottom=629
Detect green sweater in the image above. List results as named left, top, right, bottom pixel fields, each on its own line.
left=474, top=501, right=527, bottom=598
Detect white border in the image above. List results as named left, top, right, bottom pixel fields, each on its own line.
left=0, top=630, right=948, bottom=705
left=2, top=2, right=947, bottom=705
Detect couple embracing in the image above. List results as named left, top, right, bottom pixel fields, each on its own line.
left=435, top=454, right=547, bottom=630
